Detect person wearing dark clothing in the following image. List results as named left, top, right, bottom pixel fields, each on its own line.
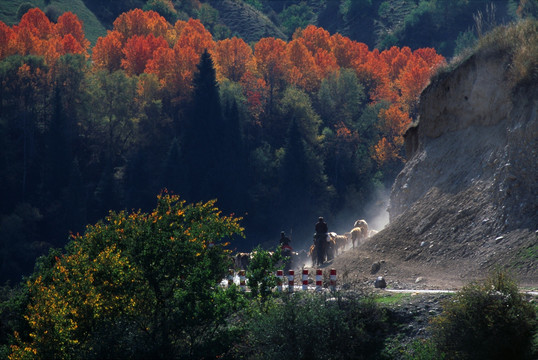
left=315, top=217, right=328, bottom=266
left=315, top=217, right=328, bottom=234
left=280, top=231, right=293, bottom=271
left=280, top=231, right=291, bottom=248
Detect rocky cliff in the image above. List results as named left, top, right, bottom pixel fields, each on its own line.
left=359, top=25, right=537, bottom=286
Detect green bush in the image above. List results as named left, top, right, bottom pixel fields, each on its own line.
left=234, top=293, right=388, bottom=359
left=430, top=270, right=537, bottom=360
left=246, top=245, right=283, bottom=304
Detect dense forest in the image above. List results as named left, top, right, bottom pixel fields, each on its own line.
left=0, top=2, right=536, bottom=359
left=0, top=6, right=449, bottom=284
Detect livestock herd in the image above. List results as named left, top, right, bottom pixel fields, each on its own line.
left=234, top=219, right=377, bottom=271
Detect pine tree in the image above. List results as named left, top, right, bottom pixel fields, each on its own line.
left=63, top=158, right=87, bottom=234
left=159, top=137, right=189, bottom=198
left=183, top=50, right=224, bottom=203
left=279, top=119, right=330, bottom=240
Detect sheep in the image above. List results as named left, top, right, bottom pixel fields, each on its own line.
left=234, top=252, right=250, bottom=270
left=353, top=219, right=369, bottom=236
left=329, top=232, right=350, bottom=255
left=350, top=227, right=362, bottom=248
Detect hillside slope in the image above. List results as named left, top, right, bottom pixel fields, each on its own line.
left=208, top=0, right=286, bottom=42
left=0, top=0, right=106, bottom=45
left=331, top=22, right=537, bottom=289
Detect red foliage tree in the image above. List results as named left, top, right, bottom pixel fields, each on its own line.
left=314, top=48, right=338, bottom=80
left=113, top=9, right=169, bottom=41
left=121, top=33, right=168, bottom=76
left=373, top=104, right=412, bottom=165
left=55, top=12, right=90, bottom=52
left=0, top=21, right=15, bottom=59
left=293, top=25, right=332, bottom=55
left=254, top=37, right=289, bottom=101
left=92, top=31, right=124, bottom=72
left=175, top=18, right=214, bottom=56
left=240, top=70, right=269, bottom=122
left=17, top=8, right=53, bottom=40
left=330, top=34, right=368, bottom=69
left=286, top=39, right=318, bottom=91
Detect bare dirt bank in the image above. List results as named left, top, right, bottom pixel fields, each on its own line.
left=331, top=46, right=537, bottom=290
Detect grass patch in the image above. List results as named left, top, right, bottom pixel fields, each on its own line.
left=518, top=244, right=538, bottom=261
left=433, top=19, right=538, bottom=89
left=511, top=243, right=538, bottom=271
left=375, top=292, right=413, bottom=305
left=0, top=0, right=107, bottom=45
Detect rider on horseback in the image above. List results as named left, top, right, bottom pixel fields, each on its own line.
left=315, top=217, right=328, bottom=266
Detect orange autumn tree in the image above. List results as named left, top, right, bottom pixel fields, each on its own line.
left=92, top=9, right=170, bottom=73
left=330, top=33, right=369, bottom=69
left=293, top=25, right=332, bottom=55
left=17, top=7, right=53, bottom=40
left=92, top=30, right=123, bottom=72
left=313, top=48, right=338, bottom=79
left=253, top=37, right=289, bottom=112
left=0, top=21, right=15, bottom=59
left=213, top=37, right=252, bottom=82
left=397, top=49, right=445, bottom=113
left=11, top=9, right=50, bottom=56
left=354, top=49, right=395, bottom=102
left=146, top=44, right=199, bottom=102
left=113, top=8, right=169, bottom=41
left=239, top=70, right=269, bottom=122
left=175, top=18, right=213, bottom=55
left=121, top=33, right=168, bottom=75
left=2, top=8, right=89, bottom=63
left=372, top=104, right=412, bottom=165
left=145, top=18, right=214, bottom=101
left=55, top=12, right=90, bottom=52
left=286, top=38, right=319, bottom=91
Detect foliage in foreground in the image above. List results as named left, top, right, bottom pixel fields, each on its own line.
left=8, top=193, right=245, bottom=360
left=233, top=292, right=389, bottom=360
left=430, top=270, right=537, bottom=360
left=3, top=212, right=537, bottom=360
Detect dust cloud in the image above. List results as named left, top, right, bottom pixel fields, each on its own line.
left=331, top=186, right=391, bottom=235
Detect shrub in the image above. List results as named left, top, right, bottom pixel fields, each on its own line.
left=45, top=5, right=62, bottom=22
left=430, top=270, right=537, bottom=360
left=246, top=245, right=283, bottom=304
left=234, top=292, right=388, bottom=359
left=143, top=0, right=178, bottom=23
left=8, top=193, right=246, bottom=359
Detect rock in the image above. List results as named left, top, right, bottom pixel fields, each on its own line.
left=370, top=261, right=381, bottom=274
left=374, top=276, right=387, bottom=289
left=415, top=277, right=424, bottom=283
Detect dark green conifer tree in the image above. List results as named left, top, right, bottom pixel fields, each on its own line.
left=183, top=50, right=224, bottom=203
left=159, top=137, right=189, bottom=198
left=124, top=150, right=155, bottom=212
left=62, top=158, right=87, bottom=235
left=279, top=119, right=330, bottom=242
left=90, top=162, right=120, bottom=222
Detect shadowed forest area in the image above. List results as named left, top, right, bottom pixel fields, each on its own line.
left=0, top=6, right=448, bottom=284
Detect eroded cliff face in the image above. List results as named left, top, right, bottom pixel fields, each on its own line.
left=390, top=53, right=537, bottom=229
left=367, top=51, right=537, bottom=283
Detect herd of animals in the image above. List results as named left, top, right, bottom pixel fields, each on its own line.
left=234, top=219, right=377, bottom=271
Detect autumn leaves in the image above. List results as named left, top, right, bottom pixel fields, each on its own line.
left=0, top=7, right=445, bottom=168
